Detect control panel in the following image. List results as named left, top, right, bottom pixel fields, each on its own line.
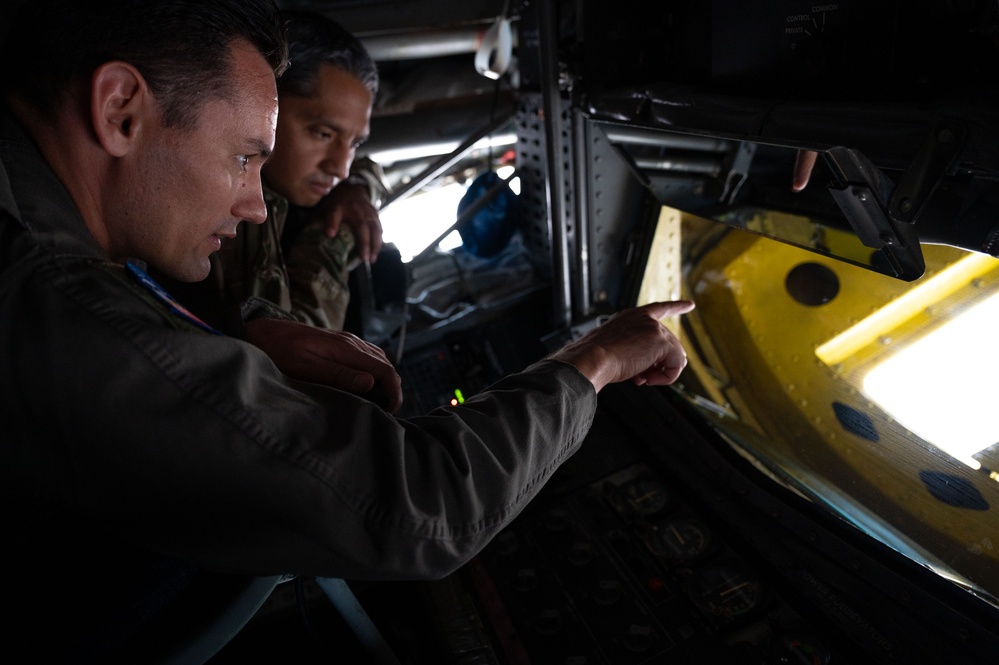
left=465, top=460, right=836, bottom=664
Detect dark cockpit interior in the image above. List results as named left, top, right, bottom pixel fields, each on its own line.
left=5, top=0, right=996, bottom=662
left=205, top=1, right=999, bottom=663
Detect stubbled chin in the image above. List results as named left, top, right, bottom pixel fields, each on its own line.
left=291, top=188, right=324, bottom=208
left=148, top=258, right=209, bottom=283
left=174, top=254, right=213, bottom=283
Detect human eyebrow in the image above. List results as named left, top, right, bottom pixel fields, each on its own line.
left=244, top=138, right=273, bottom=162
left=314, top=116, right=341, bottom=130
left=310, top=119, right=340, bottom=137
left=314, top=117, right=367, bottom=143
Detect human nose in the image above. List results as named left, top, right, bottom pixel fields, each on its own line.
left=320, top=139, right=353, bottom=183
left=234, top=180, right=268, bottom=225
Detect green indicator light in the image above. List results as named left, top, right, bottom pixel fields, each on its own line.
left=454, top=389, right=465, bottom=404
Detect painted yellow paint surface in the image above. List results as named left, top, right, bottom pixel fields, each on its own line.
left=680, top=219, right=999, bottom=600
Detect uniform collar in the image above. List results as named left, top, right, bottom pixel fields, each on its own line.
left=0, top=106, right=106, bottom=260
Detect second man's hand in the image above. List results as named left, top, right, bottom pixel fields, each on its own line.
left=316, top=181, right=383, bottom=263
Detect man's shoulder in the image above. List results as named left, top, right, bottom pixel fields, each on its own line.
left=0, top=110, right=30, bottom=230
left=0, top=151, right=18, bottom=224
left=4, top=252, right=218, bottom=341
left=0, top=108, right=105, bottom=257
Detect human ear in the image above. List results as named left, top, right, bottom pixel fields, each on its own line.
left=90, top=61, right=148, bottom=157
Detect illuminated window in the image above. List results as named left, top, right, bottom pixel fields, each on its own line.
left=380, top=165, right=521, bottom=263
left=862, top=290, right=999, bottom=469
left=381, top=183, right=467, bottom=263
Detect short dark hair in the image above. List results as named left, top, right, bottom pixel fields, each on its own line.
left=278, top=11, right=379, bottom=99
left=1, top=0, right=289, bottom=129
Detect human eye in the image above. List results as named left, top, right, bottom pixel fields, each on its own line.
left=311, top=126, right=334, bottom=141
left=236, top=155, right=250, bottom=172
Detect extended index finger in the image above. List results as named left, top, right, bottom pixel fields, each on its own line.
left=641, top=300, right=696, bottom=320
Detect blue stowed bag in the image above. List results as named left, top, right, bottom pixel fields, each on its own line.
left=456, top=170, right=520, bottom=258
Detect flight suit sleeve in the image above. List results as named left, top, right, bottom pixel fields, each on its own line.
left=2, top=258, right=597, bottom=581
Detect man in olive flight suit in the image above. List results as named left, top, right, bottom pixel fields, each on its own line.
left=0, top=1, right=694, bottom=662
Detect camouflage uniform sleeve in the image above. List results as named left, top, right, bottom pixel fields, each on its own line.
left=283, top=222, right=358, bottom=330
left=344, top=156, right=390, bottom=208
left=282, top=158, right=386, bottom=330
left=211, top=187, right=292, bottom=315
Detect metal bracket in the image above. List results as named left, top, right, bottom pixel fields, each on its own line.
left=719, top=140, right=756, bottom=204
left=888, top=122, right=966, bottom=224
left=826, top=147, right=926, bottom=281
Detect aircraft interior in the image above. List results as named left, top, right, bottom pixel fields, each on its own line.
left=204, top=1, right=999, bottom=663
left=7, top=0, right=997, bottom=663
left=204, top=0, right=999, bottom=663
